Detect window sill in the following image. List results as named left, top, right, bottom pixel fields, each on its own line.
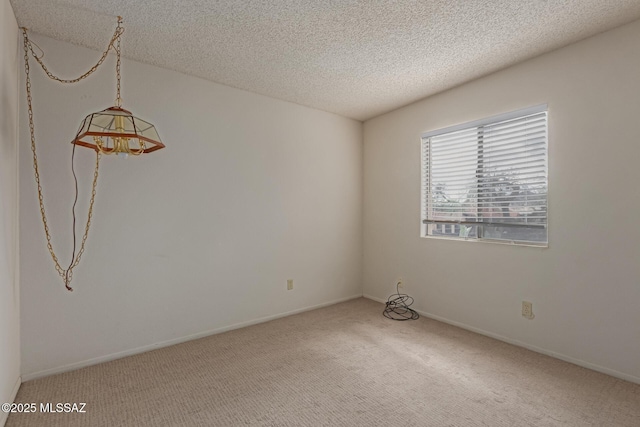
left=421, top=235, right=548, bottom=248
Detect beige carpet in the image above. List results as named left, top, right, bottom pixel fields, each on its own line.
left=7, top=298, right=640, bottom=426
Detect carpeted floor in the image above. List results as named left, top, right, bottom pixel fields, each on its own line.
left=7, top=298, right=640, bottom=426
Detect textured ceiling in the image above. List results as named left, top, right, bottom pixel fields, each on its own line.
left=10, top=1, right=640, bottom=121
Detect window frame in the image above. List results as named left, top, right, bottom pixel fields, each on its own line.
left=420, top=105, right=549, bottom=247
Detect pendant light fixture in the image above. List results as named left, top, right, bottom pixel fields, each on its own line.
left=22, top=16, right=164, bottom=291
left=71, top=17, right=165, bottom=157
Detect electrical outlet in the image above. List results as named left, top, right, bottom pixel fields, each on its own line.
left=287, top=279, right=293, bottom=291
left=397, top=277, right=404, bottom=288
left=522, top=301, right=534, bottom=319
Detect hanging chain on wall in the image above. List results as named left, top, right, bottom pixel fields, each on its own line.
left=21, top=18, right=124, bottom=291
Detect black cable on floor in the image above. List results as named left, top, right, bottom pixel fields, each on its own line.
left=383, top=281, right=419, bottom=321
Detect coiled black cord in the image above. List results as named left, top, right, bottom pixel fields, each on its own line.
left=383, top=281, right=419, bottom=321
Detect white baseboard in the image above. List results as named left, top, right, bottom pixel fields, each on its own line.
left=0, top=376, right=21, bottom=427
left=23, top=294, right=363, bottom=382
left=363, top=294, right=640, bottom=385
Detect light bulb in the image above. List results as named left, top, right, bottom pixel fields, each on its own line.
left=117, top=152, right=129, bottom=159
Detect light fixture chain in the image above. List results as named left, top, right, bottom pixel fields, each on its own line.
left=116, top=17, right=122, bottom=107
left=70, top=151, right=101, bottom=271
left=23, top=31, right=64, bottom=278
left=22, top=23, right=124, bottom=85
left=22, top=28, right=103, bottom=291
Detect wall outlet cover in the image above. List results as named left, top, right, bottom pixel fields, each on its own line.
left=522, top=301, right=534, bottom=319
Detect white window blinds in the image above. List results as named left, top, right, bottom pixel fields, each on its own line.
left=421, top=106, right=548, bottom=245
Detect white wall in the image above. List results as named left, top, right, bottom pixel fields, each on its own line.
left=0, top=0, right=21, bottom=423
left=19, top=36, right=363, bottom=379
left=364, top=19, right=640, bottom=383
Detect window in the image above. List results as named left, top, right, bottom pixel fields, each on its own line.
left=421, top=105, right=548, bottom=246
